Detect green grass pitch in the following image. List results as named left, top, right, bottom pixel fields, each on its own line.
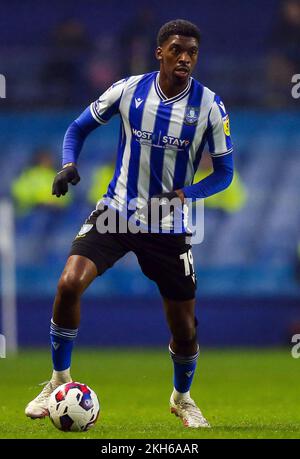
left=0, top=348, right=299, bottom=439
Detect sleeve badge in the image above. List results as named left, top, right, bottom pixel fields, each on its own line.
left=223, top=115, right=231, bottom=136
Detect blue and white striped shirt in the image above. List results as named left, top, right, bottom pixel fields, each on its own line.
left=89, top=71, right=233, bottom=216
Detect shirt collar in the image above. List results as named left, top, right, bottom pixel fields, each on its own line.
left=155, top=72, right=192, bottom=105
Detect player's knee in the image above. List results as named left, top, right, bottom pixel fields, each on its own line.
left=171, top=332, right=198, bottom=356
left=172, top=324, right=197, bottom=348
left=57, top=273, right=84, bottom=301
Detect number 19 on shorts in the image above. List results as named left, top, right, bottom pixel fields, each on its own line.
left=180, top=250, right=195, bottom=280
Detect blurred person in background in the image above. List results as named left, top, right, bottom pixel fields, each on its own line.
left=87, top=160, right=115, bottom=205
left=41, top=19, right=94, bottom=106
left=87, top=37, right=119, bottom=97
left=266, top=0, right=300, bottom=107
left=119, top=7, right=158, bottom=75
left=11, top=148, right=71, bottom=215
left=193, top=151, right=247, bottom=214
left=11, top=148, right=72, bottom=263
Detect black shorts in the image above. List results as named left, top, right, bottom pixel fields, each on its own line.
left=69, top=209, right=197, bottom=301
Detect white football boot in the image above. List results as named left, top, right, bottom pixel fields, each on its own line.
left=25, top=380, right=61, bottom=419
left=170, top=393, right=210, bottom=428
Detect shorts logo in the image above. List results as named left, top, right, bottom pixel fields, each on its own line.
left=76, top=223, right=93, bottom=238
left=184, top=106, right=200, bottom=125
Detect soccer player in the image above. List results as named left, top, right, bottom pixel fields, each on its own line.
left=25, top=19, right=233, bottom=428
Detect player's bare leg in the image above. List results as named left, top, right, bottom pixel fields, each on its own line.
left=25, top=255, right=97, bottom=419
left=163, top=297, right=210, bottom=428
left=52, top=255, right=98, bottom=328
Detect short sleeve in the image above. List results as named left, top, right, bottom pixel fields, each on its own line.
left=90, top=78, right=128, bottom=124
left=206, top=95, right=233, bottom=157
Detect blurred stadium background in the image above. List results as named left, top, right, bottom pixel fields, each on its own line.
left=0, top=0, right=300, bottom=352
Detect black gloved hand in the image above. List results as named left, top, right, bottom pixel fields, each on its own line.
left=136, top=191, right=183, bottom=226
left=52, top=165, right=80, bottom=197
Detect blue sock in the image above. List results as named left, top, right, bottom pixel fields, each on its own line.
left=169, top=345, right=199, bottom=393
left=50, top=319, right=78, bottom=371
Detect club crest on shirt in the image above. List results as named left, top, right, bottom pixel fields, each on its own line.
left=184, top=106, right=200, bottom=125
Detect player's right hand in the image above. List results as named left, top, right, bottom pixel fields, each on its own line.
left=135, top=191, right=183, bottom=225
left=52, top=164, right=80, bottom=197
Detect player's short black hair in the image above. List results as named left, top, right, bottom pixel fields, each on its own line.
left=157, top=19, right=201, bottom=46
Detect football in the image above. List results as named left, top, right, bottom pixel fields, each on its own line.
left=48, top=382, right=100, bottom=431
